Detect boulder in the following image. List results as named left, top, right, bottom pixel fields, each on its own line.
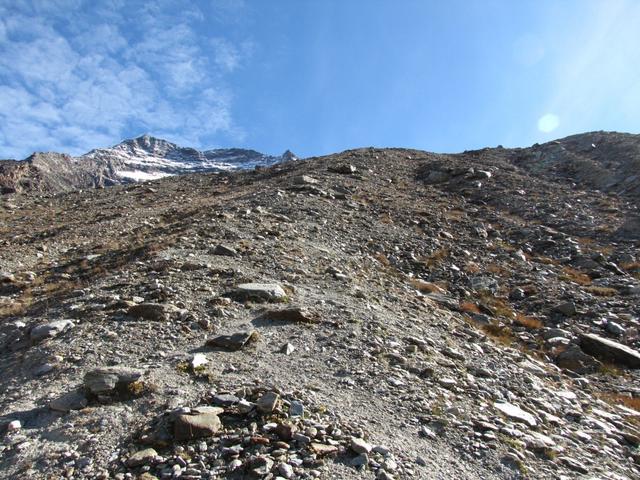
left=174, top=412, right=222, bottom=441
left=580, top=333, right=640, bottom=368
left=555, top=345, right=602, bottom=374
left=84, top=366, right=143, bottom=395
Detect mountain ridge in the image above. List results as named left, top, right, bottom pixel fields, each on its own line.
left=0, top=135, right=297, bottom=194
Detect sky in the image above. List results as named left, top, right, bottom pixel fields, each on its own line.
left=1, top=0, right=639, bottom=159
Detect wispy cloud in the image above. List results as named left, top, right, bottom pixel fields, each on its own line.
left=0, top=0, right=251, bottom=158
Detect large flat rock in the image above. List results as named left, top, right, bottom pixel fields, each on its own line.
left=580, top=333, right=640, bottom=368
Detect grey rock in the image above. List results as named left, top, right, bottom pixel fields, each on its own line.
left=281, top=342, right=295, bottom=355
left=554, top=301, right=577, bottom=317
left=350, top=437, right=373, bottom=454
left=50, top=391, right=88, bottom=412
left=350, top=453, right=369, bottom=467
left=289, top=400, right=304, bottom=417
left=126, top=448, right=158, bottom=467
left=84, top=366, right=143, bottom=394
left=30, top=320, right=73, bottom=342
left=212, top=394, right=240, bottom=406
left=605, top=321, right=626, bottom=336
left=494, top=402, right=537, bottom=427
left=257, top=391, right=280, bottom=413
left=580, top=333, right=640, bottom=368
left=232, top=283, right=287, bottom=302
left=248, top=456, right=274, bottom=476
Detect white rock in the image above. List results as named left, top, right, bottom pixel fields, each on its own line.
left=494, top=402, right=537, bottom=427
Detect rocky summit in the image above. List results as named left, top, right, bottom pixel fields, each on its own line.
left=0, top=134, right=297, bottom=195
left=1, top=131, right=640, bottom=480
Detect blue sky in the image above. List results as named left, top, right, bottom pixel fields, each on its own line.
left=1, top=0, right=639, bottom=159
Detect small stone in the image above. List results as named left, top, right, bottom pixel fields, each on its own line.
left=257, top=391, right=280, bottom=413
left=350, top=437, right=373, bottom=454
left=126, top=448, right=157, bottom=467
left=281, top=343, right=295, bottom=355
left=275, top=422, right=297, bottom=440
left=7, top=420, right=21, bottom=432
left=605, top=321, right=626, bottom=336
left=277, top=462, right=295, bottom=479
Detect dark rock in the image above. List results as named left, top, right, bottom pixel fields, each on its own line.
left=556, top=345, right=602, bottom=374
left=329, top=164, right=357, bottom=174
left=262, top=306, right=317, bottom=323
left=206, top=331, right=258, bottom=351
left=213, top=244, right=238, bottom=257
left=553, top=301, right=577, bottom=317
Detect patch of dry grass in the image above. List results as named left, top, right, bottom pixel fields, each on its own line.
left=459, top=301, right=481, bottom=314
left=514, top=313, right=543, bottom=329
left=559, top=266, right=592, bottom=286
left=410, top=278, right=446, bottom=294
left=601, top=393, right=640, bottom=412
left=481, top=322, right=514, bottom=346
left=584, top=286, right=618, bottom=297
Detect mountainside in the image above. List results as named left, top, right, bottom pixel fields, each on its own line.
left=0, top=135, right=297, bottom=195
left=1, top=132, right=640, bottom=480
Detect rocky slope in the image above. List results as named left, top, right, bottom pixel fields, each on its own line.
left=0, top=135, right=297, bottom=195
left=0, top=132, right=640, bottom=480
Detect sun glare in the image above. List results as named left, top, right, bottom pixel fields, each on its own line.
left=537, top=113, right=560, bottom=133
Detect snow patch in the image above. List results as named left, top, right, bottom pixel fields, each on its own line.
left=117, top=170, right=172, bottom=181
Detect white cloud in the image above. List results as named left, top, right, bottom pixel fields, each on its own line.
left=0, top=0, right=251, bottom=158
left=212, top=38, right=241, bottom=72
